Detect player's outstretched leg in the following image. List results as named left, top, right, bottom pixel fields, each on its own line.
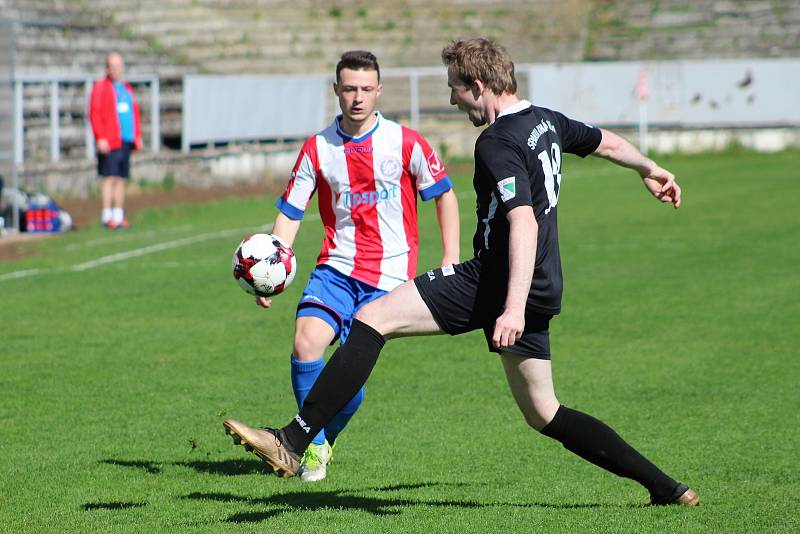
left=501, top=353, right=700, bottom=506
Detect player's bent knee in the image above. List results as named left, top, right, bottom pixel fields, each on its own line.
left=531, top=399, right=560, bottom=431
left=293, top=323, right=334, bottom=360
left=518, top=396, right=559, bottom=431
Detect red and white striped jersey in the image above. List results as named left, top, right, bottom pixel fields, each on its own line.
left=276, top=113, right=452, bottom=291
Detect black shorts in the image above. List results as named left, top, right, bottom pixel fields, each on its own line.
left=414, top=258, right=553, bottom=359
left=97, top=142, right=133, bottom=179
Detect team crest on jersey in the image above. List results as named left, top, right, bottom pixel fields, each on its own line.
left=498, top=177, right=516, bottom=202
left=378, top=156, right=402, bottom=179
left=426, top=151, right=445, bottom=177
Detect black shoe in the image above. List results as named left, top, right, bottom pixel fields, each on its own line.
left=650, top=483, right=701, bottom=506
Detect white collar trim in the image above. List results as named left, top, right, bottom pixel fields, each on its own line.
left=497, top=99, right=532, bottom=119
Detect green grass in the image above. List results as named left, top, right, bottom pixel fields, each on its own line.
left=1, top=150, right=799, bottom=532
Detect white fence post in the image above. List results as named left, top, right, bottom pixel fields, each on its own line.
left=181, top=76, right=190, bottom=153
left=14, top=80, right=23, bottom=164
left=409, top=71, right=420, bottom=131
left=49, top=81, right=59, bottom=162
left=150, top=77, right=160, bottom=153
left=84, top=79, right=94, bottom=160
left=527, top=66, right=536, bottom=103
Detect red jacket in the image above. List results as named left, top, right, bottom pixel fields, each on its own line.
left=88, top=76, right=142, bottom=151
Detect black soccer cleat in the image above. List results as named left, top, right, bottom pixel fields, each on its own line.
left=650, top=483, right=701, bottom=506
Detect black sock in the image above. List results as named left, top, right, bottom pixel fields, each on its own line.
left=541, top=405, right=679, bottom=500
left=281, top=319, right=385, bottom=452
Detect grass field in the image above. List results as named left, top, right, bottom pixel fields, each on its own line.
left=1, top=149, right=799, bottom=532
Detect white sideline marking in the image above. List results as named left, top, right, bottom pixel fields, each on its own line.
left=0, top=217, right=326, bottom=283
left=70, top=225, right=267, bottom=272
left=0, top=268, right=46, bottom=282
left=0, top=174, right=628, bottom=283
left=82, top=224, right=195, bottom=248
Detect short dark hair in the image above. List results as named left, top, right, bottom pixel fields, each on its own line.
left=441, top=38, right=517, bottom=95
left=336, top=50, right=380, bottom=83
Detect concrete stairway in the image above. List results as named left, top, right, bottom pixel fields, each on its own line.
left=4, top=0, right=799, bottom=171
left=586, top=0, right=800, bottom=60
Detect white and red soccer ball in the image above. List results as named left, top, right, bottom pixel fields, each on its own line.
left=232, top=233, right=297, bottom=297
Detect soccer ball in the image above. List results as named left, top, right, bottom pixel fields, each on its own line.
left=232, top=233, right=297, bottom=297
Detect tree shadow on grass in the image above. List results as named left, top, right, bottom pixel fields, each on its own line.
left=181, top=482, right=604, bottom=523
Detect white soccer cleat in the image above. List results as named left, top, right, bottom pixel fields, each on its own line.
left=299, top=441, right=333, bottom=482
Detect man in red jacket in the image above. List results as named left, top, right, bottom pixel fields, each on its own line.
left=89, top=52, right=142, bottom=229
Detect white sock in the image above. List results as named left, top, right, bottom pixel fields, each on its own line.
left=101, top=208, right=112, bottom=223
left=112, top=208, right=124, bottom=224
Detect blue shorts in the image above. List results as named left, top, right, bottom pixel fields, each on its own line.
left=297, top=264, right=388, bottom=343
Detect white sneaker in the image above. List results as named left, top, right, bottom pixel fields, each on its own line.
left=299, top=441, right=333, bottom=482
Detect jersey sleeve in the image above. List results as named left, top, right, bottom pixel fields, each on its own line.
left=405, top=129, right=453, bottom=201
left=275, top=137, right=319, bottom=220
left=475, top=132, right=533, bottom=212
left=552, top=110, right=602, bottom=157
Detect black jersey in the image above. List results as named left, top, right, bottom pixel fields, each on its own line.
left=472, top=101, right=602, bottom=314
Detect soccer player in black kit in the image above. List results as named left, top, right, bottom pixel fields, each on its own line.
left=224, top=38, right=699, bottom=507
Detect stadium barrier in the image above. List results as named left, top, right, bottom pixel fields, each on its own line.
left=12, top=58, right=800, bottom=164
left=12, top=73, right=160, bottom=164
left=181, top=59, right=800, bottom=153
left=4, top=57, right=798, bottom=215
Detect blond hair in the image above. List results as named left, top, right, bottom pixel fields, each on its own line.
left=441, top=38, right=517, bottom=95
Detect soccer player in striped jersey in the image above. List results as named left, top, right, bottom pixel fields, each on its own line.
left=225, top=51, right=460, bottom=482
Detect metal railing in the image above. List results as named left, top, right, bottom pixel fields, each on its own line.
left=13, top=73, right=161, bottom=164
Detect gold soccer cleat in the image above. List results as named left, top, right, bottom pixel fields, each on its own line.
left=223, top=419, right=300, bottom=478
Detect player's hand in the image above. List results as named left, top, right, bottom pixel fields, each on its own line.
left=135, top=137, right=143, bottom=150
left=96, top=139, right=110, bottom=154
left=492, top=308, right=525, bottom=349
left=641, top=166, right=681, bottom=209
left=255, top=296, right=272, bottom=309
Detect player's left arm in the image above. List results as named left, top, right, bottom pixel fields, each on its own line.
left=407, top=129, right=460, bottom=265
left=592, top=129, right=681, bottom=209
left=434, top=189, right=460, bottom=266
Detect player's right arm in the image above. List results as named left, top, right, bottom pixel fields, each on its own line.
left=495, top=205, right=536, bottom=349
left=475, top=132, right=535, bottom=349
left=257, top=138, right=319, bottom=309
left=88, top=81, right=110, bottom=154
left=272, top=212, right=301, bottom=248
left=255, top=212, right=301, bottom=310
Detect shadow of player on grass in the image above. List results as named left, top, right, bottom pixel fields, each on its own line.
left=101, top=457, right=269, bottom=476
left=181, top=482, right=602, bottom=523
left=96, top=458, right=610, bottom=520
